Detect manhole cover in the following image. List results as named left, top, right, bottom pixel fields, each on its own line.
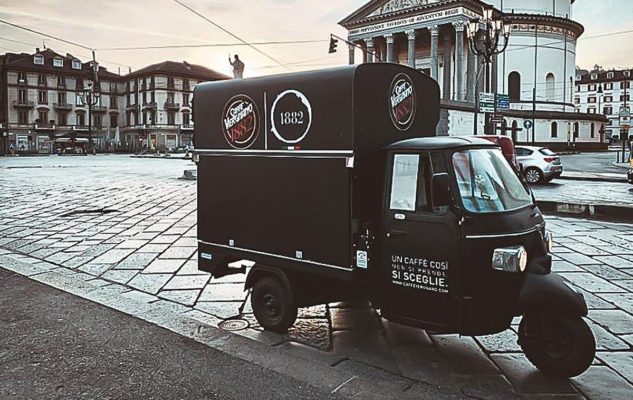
left=218, top=319, right=249, bottom=331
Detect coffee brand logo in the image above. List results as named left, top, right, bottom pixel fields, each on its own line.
left=389, top=74, right=416, bottom=131
left=222, top=94, right=259, bottom=148
left=271, top=89, right=312, bottom=144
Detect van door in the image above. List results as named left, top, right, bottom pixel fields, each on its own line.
left=380, top=151, right=460, bottom=330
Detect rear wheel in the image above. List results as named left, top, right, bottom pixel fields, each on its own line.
left=519, top=314, right=595, bottom=377
left=251, top=276, right=297, bottom=333
left=524, top=167, right=544, bottom=184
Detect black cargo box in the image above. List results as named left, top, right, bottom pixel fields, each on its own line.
left=194, top=63, right=440, bottom=277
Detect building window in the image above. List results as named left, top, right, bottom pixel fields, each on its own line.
left=183, top=78, right=189, bottom=91
left=183, top=93, right=190, bottom=106
left=574, top=97, right=580, bottom=104
left=38, top=110, right=48, bottom=124
left=546, top=73, right=556, bottom=101
left=167, top=92, right=175, bottom=103
left=142, top=91, right=147, bottom=104
left=508, top=72, right=521, bottom=102
left=109, top=96, right=117, bottom=108
left=57, top=76, right=65, bottom=88
left=576, top=85, right=581, bottom=92
left=110, top=114, right=118, bottom=127
left=620, top=95, right=631, bottom=102
left=588, top=97, right=596, bottom=103
left=151, top=91, right=155, bottom=103
left=17, top=72, right=27, bottom=84
left=625, top=71, right=631, bottom=77
left=34, top=55, right=44, bottom=65
left=18, top=89, right=27, bottom=103
left=38, top=90, right=47, bottom=104
left=575, top=75, right=581, bottom=81
left=604, top=96, right=613, bottom=103
left=588, top=84, right=596, bottom=91
left=622, top=81, right=631, bottom=89
left=72, top=60, right=81, bottom=70
left=57, top=92, right=66, bottom=105
left=591, top=73, right=598, bottom=80
left=607, top=72, right=614, bottom=79
left=167, top=77, right=175, bottom=89
left=574, top=122, right=579, bottom=138
left=604, top=106, right=613, bottom=115
left=604, top=83, right=613, bottom=90
left=167, top=112, right=175, bottom=125
left=94, top=114, right=102, bottom=128
left=588, top=108, right=596, bottom=114
left=58, top=112, right=67, bottom=125
left=183, top=112, right=190, bottom=126
left=591, top=123, right=595, bottom=138
left=38, top=73, right=46, bottom=86
left=77, top=113, right=85, bottom=126
left=53, top=58, right=63, bottom=67
left=551, top=122, right=558, bottom=138
left=18, top=110, right=28, bottom=124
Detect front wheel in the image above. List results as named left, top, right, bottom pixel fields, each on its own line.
left=524, top=167, right=544, bottom=184
left=518, top=314, right=595, bottom=378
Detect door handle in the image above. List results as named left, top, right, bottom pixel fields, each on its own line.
left=387, top=230, right=407, bottom=238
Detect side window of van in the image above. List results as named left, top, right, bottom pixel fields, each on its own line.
left=390, top=154, right=419, bottom=212
left=429, top=151, right=449, bottom=214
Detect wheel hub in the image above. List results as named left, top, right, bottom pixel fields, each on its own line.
left=263, top=294, right=280, bottom=317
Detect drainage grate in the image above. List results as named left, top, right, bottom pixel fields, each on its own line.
left=218, top=319, right=249, bottom=331
left=60, top=209, right=118, bottom=217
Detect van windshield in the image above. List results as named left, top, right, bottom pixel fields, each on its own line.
left=452, top=149, right=532, bottom=213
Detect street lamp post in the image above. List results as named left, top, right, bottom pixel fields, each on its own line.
left=467, top=5, right=511, bottom=135
left=78, top=54, right=100, bottom=154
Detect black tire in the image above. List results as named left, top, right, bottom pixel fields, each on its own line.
left=519, top=315, right=595, bottom=378
left=524, top=167, right=544, bottom=184
left=251, top=276, right=297, bottom=333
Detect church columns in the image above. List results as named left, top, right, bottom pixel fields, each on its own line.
left=405, top=30, right=416, bottom=68
left=385, top=34, right=395, bottom=63
left=453, top=21, right=465, bottom=101
left=466, top=37, right=477, bottom=103
left=429, top=25, right=439, bottom=81
left=364, top=38, right=375, bottom=63
left=442, top=29, right=452, bottom=101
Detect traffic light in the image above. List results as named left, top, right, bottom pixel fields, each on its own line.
left=328, top=36, right=338, bottom=54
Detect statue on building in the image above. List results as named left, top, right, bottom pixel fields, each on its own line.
left=229, top=54, right=245, bottom=79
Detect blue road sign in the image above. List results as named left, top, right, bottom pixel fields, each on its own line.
left=523, top=120, right=533, bottom=130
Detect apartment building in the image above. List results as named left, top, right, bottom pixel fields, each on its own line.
left=0, top=48, right=229, bottom=154
left=575, top=67, right=632, bottom=141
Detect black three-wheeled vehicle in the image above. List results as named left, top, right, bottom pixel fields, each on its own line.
left=193, top=64, right=595, bottom=377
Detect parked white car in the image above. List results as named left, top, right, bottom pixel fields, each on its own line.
left=515, top=146, right=563, bottom=184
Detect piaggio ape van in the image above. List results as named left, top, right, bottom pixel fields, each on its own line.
left=193, top=64, right=596, bottom=378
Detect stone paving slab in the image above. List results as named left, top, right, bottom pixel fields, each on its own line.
left=1, top=155, right=633, bottom=399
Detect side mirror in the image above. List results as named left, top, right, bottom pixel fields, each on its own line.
left=432, top=173, right=451, bottom=208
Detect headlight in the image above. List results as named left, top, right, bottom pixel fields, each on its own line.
left=492, top=246, right=528, bottom=273
left=544, top=230, right=553, bottom=252
left=192, top=152, right=200, bottom=163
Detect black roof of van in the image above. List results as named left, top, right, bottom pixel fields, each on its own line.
left=386, top=136, right=497, bottom=151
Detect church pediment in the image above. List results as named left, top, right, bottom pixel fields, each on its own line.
left=340, top=0, right=441, bottom=26
left=367, top=0, right=436, bottom=17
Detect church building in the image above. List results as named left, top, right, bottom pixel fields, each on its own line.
left=339, top=0, right=607, bottom=149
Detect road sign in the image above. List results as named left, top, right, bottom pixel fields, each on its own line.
left=479, top=103, right=495, bottom=113
left=496, top=94, right=510, bottom=110
left=620, top=106, right=631, bottom=130
left=479, top=92, right=495, bottom=103
left=523, top=120, right=533, bottom=130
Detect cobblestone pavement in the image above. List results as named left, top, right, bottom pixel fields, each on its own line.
left=531, top=179, right=633, bottom=208
left=1, top=154, right=633, bottom=399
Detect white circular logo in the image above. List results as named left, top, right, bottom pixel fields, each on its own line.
left=270, top=89, right=313, bottom=144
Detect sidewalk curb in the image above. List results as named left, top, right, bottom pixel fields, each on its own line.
left=0, top=250, right=465, bottom=400
left=130, top=155, right=192, bottom=160
left=537, top=200, right=633, bottom=220
left=557, top=176, right=628, bottom=183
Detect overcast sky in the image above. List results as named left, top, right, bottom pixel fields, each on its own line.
left=0, top=0, right=631, bottom=77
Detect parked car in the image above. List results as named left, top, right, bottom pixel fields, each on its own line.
left=515, top=146, right=563, bottom=184
left=474, top=135, right=519, bottom=168
left=628, top=159, right=633, bottom=184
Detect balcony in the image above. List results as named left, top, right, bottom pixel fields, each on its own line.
left=181, top=124, right=194, bottom=131
left=57, top=82, right=66, bottom=89
left=35, top=123, right=56, bottom=131
left=12, top=100, right=34, bottom=109
left=17, top=78, right=28, bottom=85
left=164, top=102, right=180, bottom=110
left=142, top=102, right=157, bottom=110
left=54, top=103, right=73, bottom=111
left=92, top=105, right=107, bottom=113
left=72, top=125, right=89, bottom=131
left=126, top=103, right=138, bottom=110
